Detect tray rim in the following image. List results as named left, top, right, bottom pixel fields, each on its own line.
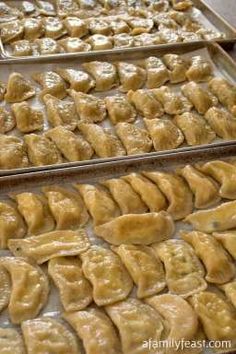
left=2, top=140, right=236, bottom=185
left=0, top=0, right=236, bottom=61
left=0, top=41, right=236, bottom=176
left=0, top=125, right=236, bottom=354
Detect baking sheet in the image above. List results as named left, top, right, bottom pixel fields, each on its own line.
left=0, top=143, right=236, bottom=354
left=0, top=42, right=236, bottom=176
left=0, top=0, right=235, bottom=60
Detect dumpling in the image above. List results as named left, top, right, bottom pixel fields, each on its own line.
left=143, top=171, right=193, bottom=220
left=180, top=30, right=203, bottom=42
left=159, top=27, right=182, bottom=44
left=0, top=81, right=6, bottom=101
left=127, top=89, right=164, bottom=119
left=12, top=101, right=44, bottom=133
left=204, top=107, right=236, bottom=139
left=13, top=192, right=54, bottom=235
left=46, top=126, right=93, bottom=161
left=0, top=257, right=49, bottom=324
left=144, top=56, right=169, bottom=88
left=22, top=317, right=80, bottom=354
left=75, top=0, right=98, bottom=11
left=174, top=111, right=216, bottom=146
left=94, top=211, right=175, bottom=245
left=55, top=0, right=79, bottom=17
left=181, top=16, right=201, bottom=31
left=113, top=244, right=166, bottom=298
left=19, top=2, right=32, bottom=15
left=0, top=135, right=29, bottom=170
left=78, top=122, right=125, bottom=158
left=123, top=173, right=167, bottom=212
left=198, top=160, right=236, bottom=199
left=42, top=16, right=66, bottom=39
left=0, top=107, right=16, bottom=133
left=43, top=94, right=78, bottom=131
left=23, top=18, right=44, bottom=40
left=155, top=11, right=179, bottom=28
left=8, top=229, right=90, bottom=264
left=35, top=37, right=62, bottom=55
left=184, top=200, right=236, bottom=232
left=59, top=37, right=91, bottom=53
left=24, top=134, right=63, bottom=166
left=181, top=82, right=218, bottom=114
left=20, top=1, right=37, bottom=15
left=101, top=178, right=148, bottom=214
left=0, top=328, right=25, bottom=354
left=4, top=72, right=35, bottom=103
left=0, top=201, right=26, bottom=248
left=154, top=12, right=178, bottom=29
left=48, top=256, right=92, bottom=311
left=189, top=291, right=236, bottom=342
left=75, top=183, right=120, bottom=226
left=181, top=230, right=235, bottom=284
left=153, top=239, right=207, bottom=297
left=35, top=0, right=56, bottom=16
left=104, top=0, right=125, bottom=8
left=82, top=61, right=117, bottom=91
left=209, top=77, right=236, bottom=116
left=171, top=0, right=193, bottom=10
left=220, top=280, right=236, bottom=308
left=146, top=294, right=199, bottom=354
left=115, top=122, right=152, bottom=155
left=1, top=20, right=24, bottom=44
left=42, top=185, right=89, bottom=229
left=32, top=71, right=67, bottom=99
left=110, top=18, right=130, bottom=34
left=0, top=266, right=10, bottom=312
left=127, top=17, right=154, bottom=36
left=0, top=2, right=23, bottom=23
left=113, top=33, right=134, bottom=48
left=88, top=19, right=112, bottom=36
left=134, top=33, right=163, bottom=47
left=144, top=118, right=184, bottom=151
left=186, top=56, right=213, bottom=82
left=163, top=54, right=189, bottom=83
left=214, top=231, right=236, bottom=259
left=86, top=34, right=113, bottom=51
left=117, top=62, right=146, bottom=92
left=69, top=90, right=106, bottom=123
left=152, top=86, right=192, bottom=115
left=56, top=68, right=95, bottom=93
left=63, top=16, right=88, bottom=37
left=126, top=18, right=154, bottom=35
left=105, top=95, right=136, bottom=125
left=147, top=0, right=170, bottom=11
left=59, top=37, right=90, bottom=52
left=64, top=307, right=122, bottom=354
left=177, top=164, right=220, bottom=209
left=106, top=298, right=164, bottom=354
left=11, top=40, right=33, bottom=57
left=80, top=245, right=133, bottom=305
left=102, top=0, right=122, bottom=9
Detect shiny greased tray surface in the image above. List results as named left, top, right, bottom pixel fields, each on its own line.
left=1, top=41, right=236, bottom=176
left=0, top=0, right=235, bottom=60
left=0, top=144, right=236, bottom=354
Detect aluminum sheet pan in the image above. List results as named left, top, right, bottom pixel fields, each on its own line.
left=1, top=41, right=236, bottom=176
left=0, top=143, right=236, bottom=354
left=0, top=0, right=235, bottom=60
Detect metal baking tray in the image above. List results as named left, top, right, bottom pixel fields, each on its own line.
left=0, top=143, right=236, bottom=354
left=1, top=41, right=236, bottom=176
left=0, top=0, right=235, bottom=60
